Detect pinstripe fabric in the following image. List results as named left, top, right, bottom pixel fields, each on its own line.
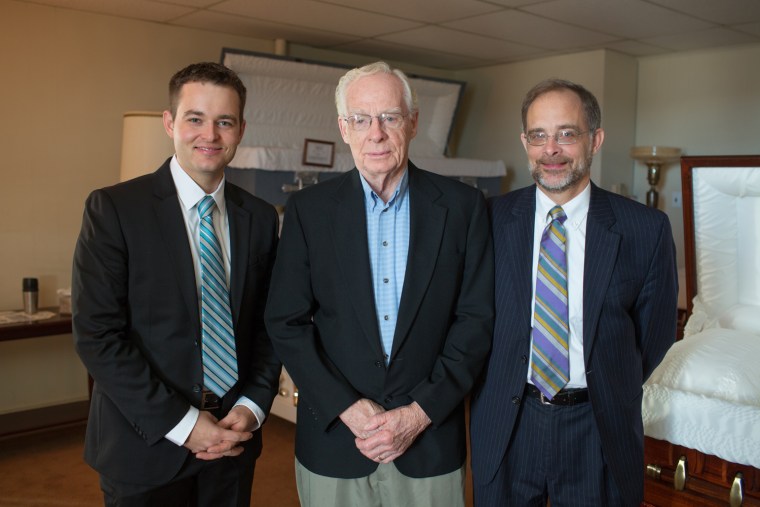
left=471, top=183, right=678, bottom=507
left=198, top=195, right=238, bottom=397
left=473, top=395, right=624, bottom=507
left=530, top=206, right=569, bottom=398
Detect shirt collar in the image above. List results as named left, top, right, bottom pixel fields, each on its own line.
left=535, top=181, right=591, bottom=230
left=358, top=168, right=409, bottom=212
left=169, top=155, right=226, bottom=215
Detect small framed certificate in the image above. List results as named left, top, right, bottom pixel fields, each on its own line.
left=302, top=139, right=335, bottom=168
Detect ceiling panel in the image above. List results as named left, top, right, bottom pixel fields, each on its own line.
left=379, top=25, right=543, bottom=60
left=12, top=0, right=760, bottom=70
left=210, top=0, right=421, bottom=38
left=522, top=0, right=713, bottom=39
left=315, top=0, right=502, bottom=23
left=444, top=10, right=620, bottom=50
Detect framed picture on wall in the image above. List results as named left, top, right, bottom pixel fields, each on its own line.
left=302, top=139, right=335, bottom=168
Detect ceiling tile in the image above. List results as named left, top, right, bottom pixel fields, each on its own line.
left=643, top=27, right=760, bottom=51
left=378, top=25, right=543, bottom=60
left=334, top=39, right=493, bottom=69
left=733, top=22, right=760, bottom=37
left=29, top=0, right=193, bottom=20
left=444, top=9, right=620, bottom=50
left=314, top=0, right=503, bottom=23
left=522, top=0, right=714, bottom=39
left=175, top=10, right=359, bottom=46
left=210, top=0, right=421, bottom=38
left=647, top=0, right=760, bottom=25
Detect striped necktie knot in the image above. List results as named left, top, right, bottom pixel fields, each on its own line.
left=198, top=195, right=215, bottom=220
left=549, top=205, right=567, bottom=224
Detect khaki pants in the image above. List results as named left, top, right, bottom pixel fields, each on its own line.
left=295, top=458, right=465, bottom=507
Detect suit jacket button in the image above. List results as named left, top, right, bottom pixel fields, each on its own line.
left=374, top=361, right=383, bottom=368
left=192, top=384, right=202, bottom=393
left=512, top=396, right=521, bottom=405
left=521, top=355, right=528, bottom=364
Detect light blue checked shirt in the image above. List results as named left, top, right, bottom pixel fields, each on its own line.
left=359, top=170, right=410, bottom=363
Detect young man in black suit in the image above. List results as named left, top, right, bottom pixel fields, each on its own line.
left=72, top=62, right=280, bottom=506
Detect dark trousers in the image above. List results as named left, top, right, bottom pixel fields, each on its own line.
left=100, top=449, right=256, bottom=507
left=473, top=395, right=628, bottom=507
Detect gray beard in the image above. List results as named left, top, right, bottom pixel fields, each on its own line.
left=530, top=154, right=592, bottom=194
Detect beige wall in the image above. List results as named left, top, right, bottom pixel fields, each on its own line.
left=452, top=50, right=637, bottom=193
left=632, top=43, right=760, bottom=267
left=3, top=0, right=760, bottom=415
left=0, top=0, right=450, bottom=414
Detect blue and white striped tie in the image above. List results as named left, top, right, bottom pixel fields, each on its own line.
left=198, top=195, right=238, bottom=397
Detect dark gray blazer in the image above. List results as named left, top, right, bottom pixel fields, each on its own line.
left=265, top=163, right=494, bottom=479
left=470, top=182, right=678, bottom=505
left=72, top=160, right=280, bottom=486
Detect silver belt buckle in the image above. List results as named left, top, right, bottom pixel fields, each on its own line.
left=539, top=392, right=552, bottom=405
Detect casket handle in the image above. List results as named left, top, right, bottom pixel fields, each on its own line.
left=729, top=472, right=744, bottom=507
left=674, top=455, right=687, bottom=491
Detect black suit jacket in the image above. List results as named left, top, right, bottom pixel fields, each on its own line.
left=470, top=183, right=678, bottom=505
left=265, top=163, right=494, bottom=479
left=72, top=160, right=281, bottom=486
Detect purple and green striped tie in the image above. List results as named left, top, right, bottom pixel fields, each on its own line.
left=530, top=205, right=569, bottom=400
left=198, top=195, right=238, bottom=397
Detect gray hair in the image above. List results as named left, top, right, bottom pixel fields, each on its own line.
left=335, top=61, right=418, bottom=117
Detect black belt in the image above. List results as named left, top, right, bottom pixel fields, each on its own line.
left=525, top=383, right=589, bottom=406
left=201, top=389, right=221, bottom=411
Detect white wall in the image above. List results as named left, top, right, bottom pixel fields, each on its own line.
left=633, top=43, right=760, bottom=267
left=453, top=50, right=637, bottom=193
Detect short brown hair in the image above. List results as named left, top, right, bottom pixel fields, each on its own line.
left=521, top=79, right=601, bottom=132
left=168, top=62, right=247, bottom=119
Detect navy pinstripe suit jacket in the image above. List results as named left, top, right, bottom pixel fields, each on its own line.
left=470, top=182, right=678, bottom=505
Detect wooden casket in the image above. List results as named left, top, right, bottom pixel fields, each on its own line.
left=642, top=155, right=760, bottom=506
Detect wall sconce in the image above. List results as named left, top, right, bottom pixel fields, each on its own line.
left=630, top=146, right=681, bottom=208
left=120, top=111, right=174, bottom=182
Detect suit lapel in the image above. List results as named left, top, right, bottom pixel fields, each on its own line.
left=583, top=184, right=620, bottom=362
left=152, top=164, right=200, bottom=334
left=392, top=166, right=447, bottom=356
left=497, top=188, right=536, bottom=329
left=330, top=171, right=384, bottom=356
left=225, top=185, right=250, bottom=324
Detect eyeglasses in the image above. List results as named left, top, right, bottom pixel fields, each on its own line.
left=343, top=113, right=407, bottom=131
left=525, top=129, right=590, bottom=146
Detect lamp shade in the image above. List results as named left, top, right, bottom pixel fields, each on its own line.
left=120, top=111, right=174, bottom=182
left=630, top=146, right=681, bottom=164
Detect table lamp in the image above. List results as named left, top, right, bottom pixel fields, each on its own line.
left=630, top=146, right=681, bottom=208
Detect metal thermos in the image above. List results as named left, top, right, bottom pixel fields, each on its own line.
left=23, top=277, right=38, bottom=314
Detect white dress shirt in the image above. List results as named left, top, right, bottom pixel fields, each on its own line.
left=528, top=183, right=590, bottom=389
left=164, top=156, right=264, bottom=446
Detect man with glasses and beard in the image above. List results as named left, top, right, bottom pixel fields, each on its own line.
left=470, top=79, right=678, bottom=507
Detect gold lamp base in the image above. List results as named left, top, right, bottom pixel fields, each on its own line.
left=630, top=146, right=681, bottom=208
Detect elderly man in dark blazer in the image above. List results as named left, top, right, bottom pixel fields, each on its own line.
left=265, top=61, right=494, bottom=507
left=470, top=78, right=678, bottom=507
left=72, top=62, right=280, bottom=506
